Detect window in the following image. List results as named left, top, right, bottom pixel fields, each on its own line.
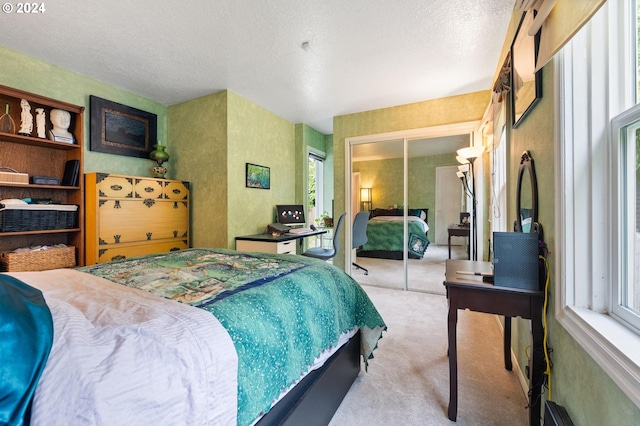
left=558, top=0, right=640, bottom=406
left=611, top=104, right=640, bottom=330
left=308, top=151, right=325, bottom=223
left=489, top=126, right=507, bottom=236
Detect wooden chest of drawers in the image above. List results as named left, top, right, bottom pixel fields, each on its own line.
left=85, top=172, right=190, bottom=264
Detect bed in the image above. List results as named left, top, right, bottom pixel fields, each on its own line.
left=1, top=248, right=386, bottom=426
left=358, top=208, right=430, bottom=260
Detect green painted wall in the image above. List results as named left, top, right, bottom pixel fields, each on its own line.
left=0, top=46, right=167, bottom=177
left=168, top=91, right=228, bottom=248
left=304, top=124, right=326, bottom=152
left=354, top=158, right=402, bottom=209
left=353, top=151, right=457, bottom=224
left=323, top=133, right=335, bottom=216
left=295, top=124, right=305, bottom=206
left=333, top=90, right=489, bottom=267
left=170, top=90, right=296, bottom=249
left=227, top=91, right=296, bottom=247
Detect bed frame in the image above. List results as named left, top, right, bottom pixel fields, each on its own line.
left=256, top=331, right=361, bottom=426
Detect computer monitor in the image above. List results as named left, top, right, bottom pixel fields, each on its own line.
left=276, top=205, right=306, bottom=226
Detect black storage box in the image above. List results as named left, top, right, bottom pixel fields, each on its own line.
left=30, top=176, right=61, bottom=185
left=0, top=204, right=78, bottom=232
left=492, top=231, right=540, bottom=290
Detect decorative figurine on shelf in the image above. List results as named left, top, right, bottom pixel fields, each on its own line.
left=18, top=99, right=33, bottom=136
left=0, top=103, right=16, bottom=134
left=150, top=143, right=170, bottom=178
left=35, top=108, right=46, bottom=138
left=48, top=109, right=74, bottom=143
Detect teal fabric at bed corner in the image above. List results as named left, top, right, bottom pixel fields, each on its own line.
left=79, top=249, right=386, bottom=426
left=0, top=274, right=54, bottom=426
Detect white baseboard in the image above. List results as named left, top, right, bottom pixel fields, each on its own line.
left=493, top=315, right=529, bottom=397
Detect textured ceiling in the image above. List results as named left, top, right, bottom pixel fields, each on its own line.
left=0, top=0, right=513, bottom=135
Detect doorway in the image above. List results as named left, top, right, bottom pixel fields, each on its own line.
left=435, top=165, right=464, bottom=245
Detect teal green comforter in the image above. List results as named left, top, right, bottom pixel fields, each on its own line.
left=0, top=274, right=53, bottom=426
left=361, top=220, right=430, bottom=258
left=79, top=248, right=385, bottom=426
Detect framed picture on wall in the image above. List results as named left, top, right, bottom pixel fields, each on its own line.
left=90, top=95, right=157, bottom=158
left=246, top=163, right=270, bottom=189
left=510, top=10, right=543, bottom=128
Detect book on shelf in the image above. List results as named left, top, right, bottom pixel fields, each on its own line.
left=61, top=160, right=80, bottom=186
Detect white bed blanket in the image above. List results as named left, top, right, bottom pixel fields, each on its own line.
left=9, top=269, right=238, bottom=426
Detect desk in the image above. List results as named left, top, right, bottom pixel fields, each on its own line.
left=236, top=229, right=327, bottom=254
left=447, top=225, right=470, bottom=259
left=444, top=260, right=544, bottom=426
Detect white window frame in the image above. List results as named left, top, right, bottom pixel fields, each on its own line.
left=557, top=0, right=640, bottom=407
left=489, top=128, right=508, bottom=236
left=611, top=104, right=640, bottom=330
left=308, top=148, right=325, bottom=223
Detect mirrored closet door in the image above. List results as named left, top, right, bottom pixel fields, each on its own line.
left=347, top=124, right=476, bottom=294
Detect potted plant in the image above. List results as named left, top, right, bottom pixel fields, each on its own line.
left=317, top=211, right=333, bottom=228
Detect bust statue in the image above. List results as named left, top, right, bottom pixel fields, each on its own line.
left=48, top=109, right=74, bottom=143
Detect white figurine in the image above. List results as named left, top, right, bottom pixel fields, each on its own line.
left=35, top=108, right=46, bottom=138
left=18, top=99, right=33, bottom=136
left=48, top=109, right=74, bottom=143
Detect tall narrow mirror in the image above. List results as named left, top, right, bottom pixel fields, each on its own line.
left=351, top=139, right=407, bottom=290
left=515, top=150, right=538, bottom=233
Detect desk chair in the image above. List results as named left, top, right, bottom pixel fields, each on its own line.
left=352, top=211, right=369, bottom=275
left=301, top=213, right=345, bottom=261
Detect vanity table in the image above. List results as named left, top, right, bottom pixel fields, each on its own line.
left=447, top=225, right=470, bottom=259
left=444, top=259, right=545, bottom=426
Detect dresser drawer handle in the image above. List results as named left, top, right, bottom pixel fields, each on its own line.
left=110, top=184, right=122, bottom=191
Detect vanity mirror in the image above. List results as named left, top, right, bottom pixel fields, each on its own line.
left=515, top=150, right=539, bottom=234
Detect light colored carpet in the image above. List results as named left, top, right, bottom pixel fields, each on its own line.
left=351, top=244, right=468, bottom=295
left=329, top=246, right=529, bottom=426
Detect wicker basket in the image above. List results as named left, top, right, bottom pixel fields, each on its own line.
left=0, top=246, right=76, bottom=272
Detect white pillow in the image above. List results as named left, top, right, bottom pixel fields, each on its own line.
left=0, top=198, right=27, bottom=205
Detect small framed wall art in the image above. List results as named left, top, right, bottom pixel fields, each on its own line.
left=90, top=96, right=157, bottom=158
left=246, top=163, right=270, bottom=189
